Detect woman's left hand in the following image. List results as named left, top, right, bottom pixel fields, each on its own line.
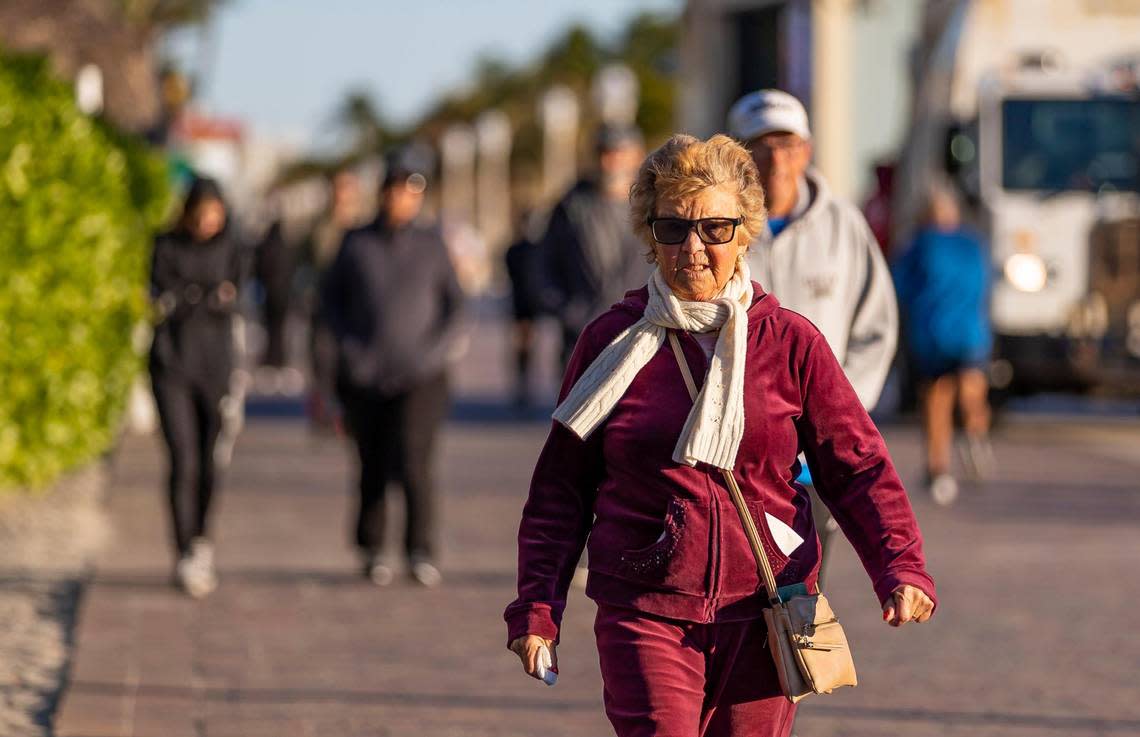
left=882, top=584, right=934, bottom=627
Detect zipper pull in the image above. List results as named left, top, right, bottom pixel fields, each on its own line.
left=795, top=638, right=845, bottom=651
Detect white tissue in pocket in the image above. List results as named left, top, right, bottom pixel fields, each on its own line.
left=765, top=513, right=804, bottom=557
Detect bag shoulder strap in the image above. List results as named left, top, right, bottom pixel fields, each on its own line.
left=666, top=331, right=782, bottom=606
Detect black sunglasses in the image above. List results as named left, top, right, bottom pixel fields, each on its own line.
left=647, top=217, right=743, bottom=245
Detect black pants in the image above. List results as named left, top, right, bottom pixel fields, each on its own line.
left=560, top=323, right=582, bottom=377
left=807, top=485, right=838, bottom=589
left=262, top=294, right=289, bottom=367
left=152, top=371, right=226, bottom=556
left=309, top=316, right=338, bottom=410
left=342, top=374, right=448, bottom=561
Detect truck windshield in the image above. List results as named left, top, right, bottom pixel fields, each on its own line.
left=1002, top=98, right=1140, bottom=193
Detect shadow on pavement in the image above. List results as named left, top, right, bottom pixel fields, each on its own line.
left=63, top=679, right=598, bottom=712
left=956, top=480, right=1140, bottom=523
left=805, top=702, right=1140, bottom=733
left=87, top=567, right=517, bottom=590
left=58, top=679, right=1140, bottom=732
left=243, top=395, right=555, bottom=425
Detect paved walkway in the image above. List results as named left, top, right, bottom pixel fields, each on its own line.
left=0, top=464, right=106, bottom=736
left=53, top=323, right=1140, bottom=736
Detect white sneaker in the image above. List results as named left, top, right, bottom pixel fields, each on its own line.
left=364, top=555, right=395, bottom=586
left=409, top=558, right=442, bottom=588
left=190, top=537, right=214, bottom=570
left=929, top=474, right=960, bottom=507
left=176, top=538, right=217, bottom=598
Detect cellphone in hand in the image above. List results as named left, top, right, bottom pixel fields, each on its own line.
left=536, top=644, right=558, bottom=686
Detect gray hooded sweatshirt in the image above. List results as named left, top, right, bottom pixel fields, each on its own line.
left=747, top=169, right=898, bottom=409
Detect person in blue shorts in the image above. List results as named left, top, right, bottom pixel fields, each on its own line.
left=893, top=181, right=994, bottom=506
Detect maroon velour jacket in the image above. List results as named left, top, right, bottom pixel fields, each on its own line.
left=504, top=284, right=936, bottom=645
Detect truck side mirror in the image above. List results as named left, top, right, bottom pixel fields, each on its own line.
left=944, top=120, right=982, bottom=205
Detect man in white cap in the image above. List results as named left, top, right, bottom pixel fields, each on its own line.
left=728, top=89, right=897, bottom=410
left=729, top=89, right=899, bottom=580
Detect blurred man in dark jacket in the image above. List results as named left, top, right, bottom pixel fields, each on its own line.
left=300, top=169, right=366, bottom=432
left=543, top=125, right=647, bottom=369
left=504, top=211, right=544, bottom=408
left=255, top=218, right=293, bottom=369
left=321, top=148, right=464, bottom=587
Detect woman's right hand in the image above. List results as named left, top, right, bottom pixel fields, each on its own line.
left=208, top=281, right=238, bottom=312
left=508, top=635, right=557, bottom=681
left=153, top=291, right=178, bottom=322
left=215, top=280, right=237, bottom=305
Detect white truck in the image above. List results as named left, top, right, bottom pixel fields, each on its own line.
left=895, top=0, right=1140, bottom=393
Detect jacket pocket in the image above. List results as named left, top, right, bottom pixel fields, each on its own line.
left=591, top=498, right=707, bottom=595
left=619, top=498, right=686, bottom=570
left=748, top=497, right=825, bottom=589
left=721, top=492, right=817, bottom=601
left=744, top=500, right=792, bottom=569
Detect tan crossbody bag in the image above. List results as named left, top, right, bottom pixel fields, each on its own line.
left=668, top=332, right=857, bottom=703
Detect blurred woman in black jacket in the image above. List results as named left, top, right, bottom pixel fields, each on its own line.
left=149, top=177, right=246, bottom=598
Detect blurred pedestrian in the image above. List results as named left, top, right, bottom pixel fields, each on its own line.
left=504, top=211, right=544, bottom=408
left=542, top=125, right=648, bottom=586
left=149, top=177, right=248, bottom=598
left=506, top=135, right=936, bottom=736
left=542, top=124, right=648, bottom=370
left=892, top=181, right=994, bottom=506
left=321, top=148, right=465, bottom=587
left=300, top=169, right=366, bottom=432
left=728, top=90, right=898, bottom=582
left=254, top=217, right=293, bottom=370
left=863, top=162, right=896, bottom=257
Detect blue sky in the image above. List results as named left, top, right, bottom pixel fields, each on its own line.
left=167, top=0, right=680, bottom=146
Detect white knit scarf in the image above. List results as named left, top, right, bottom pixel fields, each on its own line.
left=552, top=261, right=754, bottom=470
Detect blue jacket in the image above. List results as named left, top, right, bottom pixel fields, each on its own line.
left=892, top=227, right=992, bottom=376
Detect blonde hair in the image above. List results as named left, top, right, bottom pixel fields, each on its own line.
left=629, top=134, right=766, bottom=259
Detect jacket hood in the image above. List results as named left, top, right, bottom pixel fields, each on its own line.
left=788, top=168, right=833, bottom=232
left=611, top=281, right=780, bottom=322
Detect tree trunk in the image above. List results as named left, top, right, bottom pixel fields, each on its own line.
left=0, top=0, right=159, bottom=132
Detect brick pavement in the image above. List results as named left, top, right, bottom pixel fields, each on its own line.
left=53, top=320, right=1140, bottom=736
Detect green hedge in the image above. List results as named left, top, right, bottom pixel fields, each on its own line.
left=0, top=49, right=171, bottom=489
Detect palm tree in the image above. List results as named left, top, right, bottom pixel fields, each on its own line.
left=334, top=89, right=388, bottom=155
left=120, top=0, right=231, bottom=30
left=0, top=0, right=231, bottom=130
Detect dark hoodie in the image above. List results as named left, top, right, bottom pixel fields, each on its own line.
left=321, top=219, right=464, bottom=397
left=505, top=284, right=935, bottom=644
left=541, top=179, right=649, bottom=337
left=149, top=229, right=247, bottom=392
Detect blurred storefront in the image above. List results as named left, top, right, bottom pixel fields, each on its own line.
left=678, top=0, right=921, bottom=201
left=894, top=0, right=1140, bottom=393
left=681, top=0, right=1140, bottom=394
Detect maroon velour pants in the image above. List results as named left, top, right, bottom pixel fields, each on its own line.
left=594, top=604, right=796, bottom=737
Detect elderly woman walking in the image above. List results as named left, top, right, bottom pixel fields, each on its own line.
left=504, top=134, right=936, bottom=737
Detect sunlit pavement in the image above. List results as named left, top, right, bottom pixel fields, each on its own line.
left=54, top=316, right=1140, bottom=736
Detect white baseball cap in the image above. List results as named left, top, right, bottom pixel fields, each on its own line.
left=727, top=90, right=812, bottom=142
